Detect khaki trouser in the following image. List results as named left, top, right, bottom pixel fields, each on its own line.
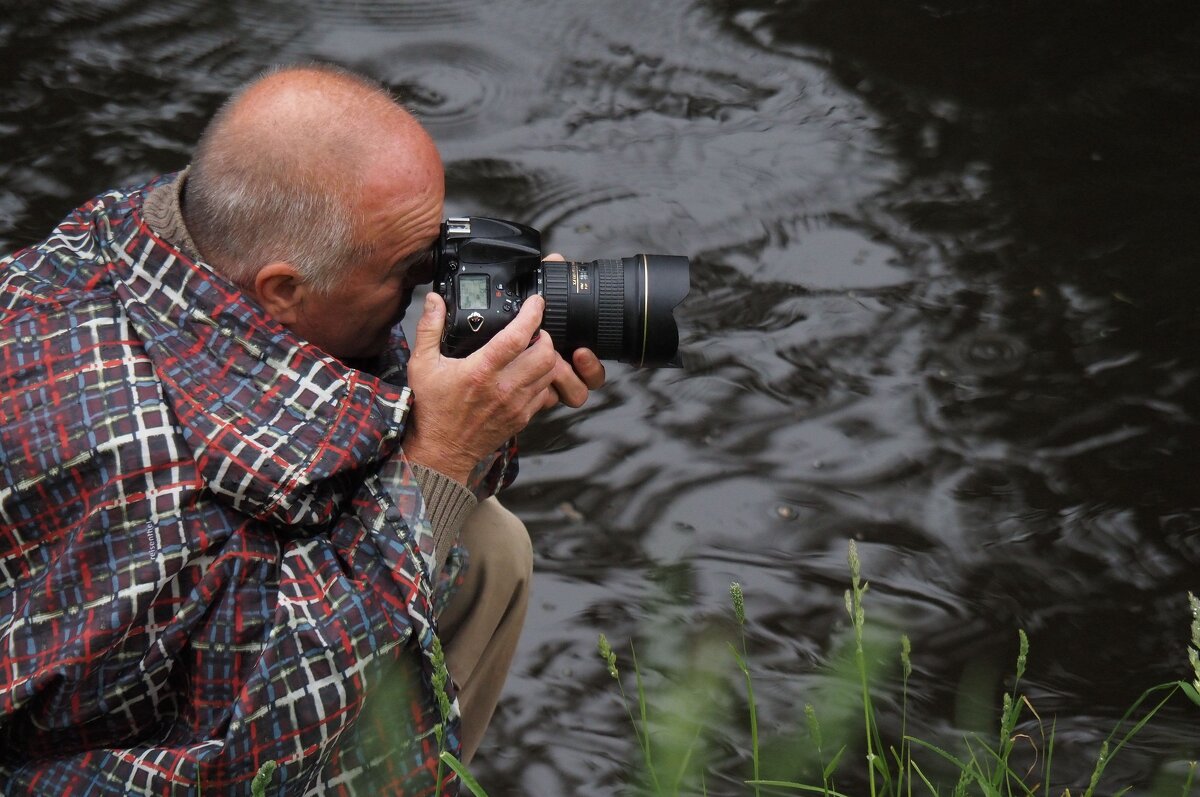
left=436, top=496, right=532, bottom=763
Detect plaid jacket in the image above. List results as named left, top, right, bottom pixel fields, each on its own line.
left=0, top=176, right=514, bottom=795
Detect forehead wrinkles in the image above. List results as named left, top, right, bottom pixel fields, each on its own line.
left=365, top=177, right=443, bottom=252
left=351, top=116, right=444, bottom=257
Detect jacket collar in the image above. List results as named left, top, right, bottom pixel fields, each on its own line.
left=110, top=176, right=414, bottom=528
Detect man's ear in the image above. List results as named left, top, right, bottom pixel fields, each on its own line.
left=252, top=262, right=307, bottom=324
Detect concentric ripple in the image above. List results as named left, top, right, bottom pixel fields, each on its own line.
left=443, top=156, right=640, bottom=238
left=947, top=329, right=1030, bottom=377
left=307, top=0, right=477, bottom=30
left=365, top=44, right=524, bottom=139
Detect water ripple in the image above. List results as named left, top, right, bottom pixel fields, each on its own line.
left=307, top=0, right=476, bottom=30
left=946, top=329, right=1030, bottom=378
left=444, top=156, right=638, bottom=231
left=367, top=44, right=520, bottom=139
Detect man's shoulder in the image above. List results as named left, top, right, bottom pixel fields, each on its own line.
left=1, top=174, right=179, bottom=298
left=79, top=172, right=179, bottom=231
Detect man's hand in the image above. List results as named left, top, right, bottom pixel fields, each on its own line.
left=403, top=289, right=604, bottom=484
left=554, top=347, right=605, bottom=408
left=542, top=252, right=605, bottom=408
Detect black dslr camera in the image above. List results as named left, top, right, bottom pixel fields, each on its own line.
left=432, top=217, right=690, bottom=366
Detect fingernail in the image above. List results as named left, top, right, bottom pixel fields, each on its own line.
left=425, top=292, right=436, bottom=311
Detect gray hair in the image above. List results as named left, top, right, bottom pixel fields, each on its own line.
left=183, top=64, right=398, bottom=294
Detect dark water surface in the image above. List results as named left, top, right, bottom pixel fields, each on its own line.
left=3, top=1, right=1199, bottom=794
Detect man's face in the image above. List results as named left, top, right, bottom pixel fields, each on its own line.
left=291, top=160, right=445, bottom=361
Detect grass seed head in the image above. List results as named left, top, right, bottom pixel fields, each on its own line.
left=730, top=582, right=746, bottom=626
left=598, top=634, right=619, bottom=679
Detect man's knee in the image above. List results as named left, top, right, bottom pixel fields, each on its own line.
left=460, top=496, right=532, bottom=586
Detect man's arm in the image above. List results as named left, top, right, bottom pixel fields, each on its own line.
left=403, top=291, right=604, bottom=485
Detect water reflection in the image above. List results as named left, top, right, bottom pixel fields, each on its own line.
left=3, top=0, right=1199, bottom=793
left=698, top=0, right=1200, bottom=785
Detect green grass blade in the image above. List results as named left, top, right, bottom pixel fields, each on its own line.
left=1181, top=760, right=1197, bottom=797
left=908, top=759, right=940, bottom=796
left=745, top=779, right=854, bottom=796
left=440, top=751, right=488, bottom=797
left=1084, top=683, right=1181, bottom=797
left=906, top=736, right=969, bottom=773
left=1043, top=715, right=1057, bottom=795
left=629, top=643, right=663, bottom=794
left=824, top=746, right=848, bottom=781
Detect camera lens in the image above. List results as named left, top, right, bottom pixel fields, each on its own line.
left=433, top=215, right=690, bottom=365
left=538, top=255, right=690, bottom=367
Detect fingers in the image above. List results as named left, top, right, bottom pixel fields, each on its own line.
left=551, top=363, right=589, bottom=408
left=510, top=328, right=560, bottom=392
left=404, top=318, right=559, bottom=483
left=411, top=291, right=446, bottom=361
left=544, top=343, right=598, bottom=409
left=477, top=294, right=546, bottom=367
left=402, top=281, right=609, bottom=482
left=540, top=386, right=562, bottom=412
left=572, top=348, right=607, bottom=390
left=468, top=305, right=606, bottom=408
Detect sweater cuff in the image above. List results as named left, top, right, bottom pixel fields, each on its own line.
left=412, top=463, right=478, bottom=576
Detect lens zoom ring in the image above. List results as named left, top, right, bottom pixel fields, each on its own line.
left=596, top=259, right=624, bottom=354
left=542, top=264, right=569, bottom=341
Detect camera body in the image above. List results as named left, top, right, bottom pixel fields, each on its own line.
left=434, top=217, right=545, bottom=359
left=433, top=216, right=689, bottom=367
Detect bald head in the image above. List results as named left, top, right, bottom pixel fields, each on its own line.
left=215, top=66, right=436, bottom=183
left=183, top=64, right=442, bottom=293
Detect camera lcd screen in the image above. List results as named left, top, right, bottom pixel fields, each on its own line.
left=458, top=275, right=490, bottom=310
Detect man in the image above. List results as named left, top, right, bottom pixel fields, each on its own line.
left=0, top=64, right=602, bottom=795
